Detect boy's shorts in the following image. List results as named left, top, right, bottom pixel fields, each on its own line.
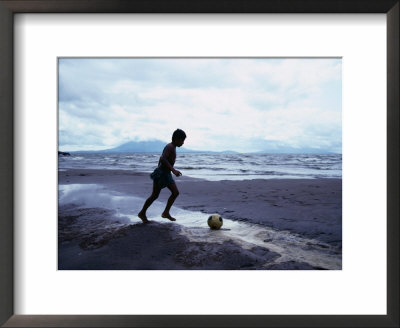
left=150, top=167, right=175, bottom=189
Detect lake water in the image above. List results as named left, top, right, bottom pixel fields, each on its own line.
left=59, top=152, right=342, bottom=181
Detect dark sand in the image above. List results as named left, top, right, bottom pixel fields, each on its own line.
left=58, top=169, right=342, bottom=270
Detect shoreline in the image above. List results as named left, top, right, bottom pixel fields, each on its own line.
left=58, top=168, right=342, bottom=270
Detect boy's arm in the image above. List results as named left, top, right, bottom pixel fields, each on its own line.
left=159, top=145, right=175, bottom=171
left=159, top=145, right=182, bottom=176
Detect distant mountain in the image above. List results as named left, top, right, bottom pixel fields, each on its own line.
left=69, top=140, right=334, bottom=155
left=106, top=140, right=166, bottom=153
left=255, top=147, right=336, bottom=154
left=71, top=140, right=238, bottom=154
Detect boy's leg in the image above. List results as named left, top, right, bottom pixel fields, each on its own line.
left=161, top=183, right=179, bottom=221
left=138, top=182, right=161, bottom=223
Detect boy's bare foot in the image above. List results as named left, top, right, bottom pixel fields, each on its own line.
left=138, top=212, right=150, bottom=223
left=161, top=213, right=176, bottom=221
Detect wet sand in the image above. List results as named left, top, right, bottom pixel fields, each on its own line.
left=58, top=169, right=342, bottom=270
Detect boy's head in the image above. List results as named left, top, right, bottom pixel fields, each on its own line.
left=172, top=129, right=186, bottom=147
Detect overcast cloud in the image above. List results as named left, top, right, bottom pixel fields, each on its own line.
left=58, top=58, right=342, bottom=153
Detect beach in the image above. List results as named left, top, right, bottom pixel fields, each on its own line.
left=58, top=168, right=342, bottom=270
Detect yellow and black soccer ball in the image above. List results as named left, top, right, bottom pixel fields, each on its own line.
left=207, top=214, right=223, bottom=230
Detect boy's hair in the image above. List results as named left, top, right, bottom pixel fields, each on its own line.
left=172, top=129, right=186, bottom=141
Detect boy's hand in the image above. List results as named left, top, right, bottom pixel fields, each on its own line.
left=173, top=169, right=182, bottom=177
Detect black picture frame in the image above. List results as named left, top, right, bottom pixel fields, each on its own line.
left=0, top=0, right=398, bottom=327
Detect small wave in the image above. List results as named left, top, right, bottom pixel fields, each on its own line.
left=180, top=166, right=226, bottom=171
left=59, top=153, right=341, bottom=180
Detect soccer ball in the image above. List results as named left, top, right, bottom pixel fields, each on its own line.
left=207, top=214, right=223, bottom=230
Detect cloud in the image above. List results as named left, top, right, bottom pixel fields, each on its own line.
left=58, top=58, right=341, bottom=153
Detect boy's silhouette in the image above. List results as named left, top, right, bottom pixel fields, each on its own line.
left=138, top=129, right=186, bottom=223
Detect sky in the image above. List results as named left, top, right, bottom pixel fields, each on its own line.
left=58, top=58, right=342, bottom=153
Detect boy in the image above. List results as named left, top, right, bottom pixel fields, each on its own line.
left=138, top=129, right=186, bottom=223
